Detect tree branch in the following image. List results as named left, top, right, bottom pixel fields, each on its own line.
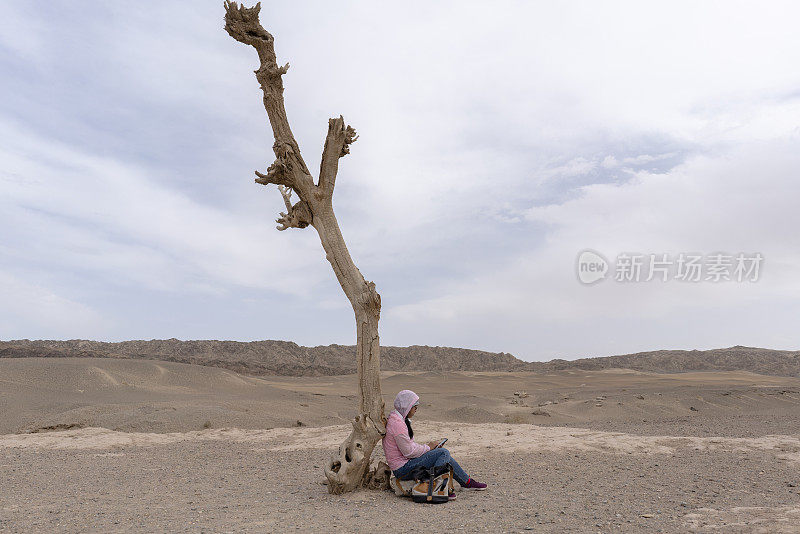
left=277, top=185, right=293, bottom=211
left=254, top=139, right=299, bottom=187
left=318, top=116, right=358, bottom=197
left=275, top=185, right=312, bottom=231
left=224, top=1, right=312, bottom=193
left=254, top=161, right=289, bottom=186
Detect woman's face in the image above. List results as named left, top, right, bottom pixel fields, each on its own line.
left=407, top=405, right=417, bottom=418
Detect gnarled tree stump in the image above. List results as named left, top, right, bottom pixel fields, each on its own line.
left=223, top=2, right=386, bottom=494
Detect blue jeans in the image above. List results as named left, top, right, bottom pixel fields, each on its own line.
left=393, top=448, right=469, bottom=486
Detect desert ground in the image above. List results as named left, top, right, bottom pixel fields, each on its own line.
left=2, top=357, right=800, bottom=532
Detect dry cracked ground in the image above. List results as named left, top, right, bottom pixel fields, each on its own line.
left=1, top=357, right=800, bottom=533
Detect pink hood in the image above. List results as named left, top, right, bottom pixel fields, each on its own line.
left=392, top=389, right=419, bottom=419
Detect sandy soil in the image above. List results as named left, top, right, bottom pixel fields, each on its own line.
left=2, top=357, right=800, bottom=532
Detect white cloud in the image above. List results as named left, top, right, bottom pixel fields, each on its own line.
left=0, top=119, right=325, bottom=297
left=0, top=270, right=109, bottom=339
left=385, top=137, right=800, bottom=359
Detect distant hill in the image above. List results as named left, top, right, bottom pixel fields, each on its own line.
left=531, top=345, right=800, bottom=378
left=0, top=339, right=525, bottom=376
left=1, top=340, right=798, bottom=378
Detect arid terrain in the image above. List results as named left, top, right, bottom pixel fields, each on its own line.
left=2, top=355, right=800, bottom=532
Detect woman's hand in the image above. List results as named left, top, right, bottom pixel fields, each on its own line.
left=427, top=440, right=440, bottom=449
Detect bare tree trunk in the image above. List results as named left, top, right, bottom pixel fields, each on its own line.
left=223, top=2, right=386, bottom=494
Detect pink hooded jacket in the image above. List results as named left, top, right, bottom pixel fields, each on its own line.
left=382, top=390, right=430, bottom=471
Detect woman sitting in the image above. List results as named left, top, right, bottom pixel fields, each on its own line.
left=382, top=389, right=487, bottom=498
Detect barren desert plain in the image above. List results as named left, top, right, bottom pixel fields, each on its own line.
left=2, top=355, right=800, bottom=533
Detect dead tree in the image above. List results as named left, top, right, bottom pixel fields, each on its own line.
left=223, top=2, right=387, bottom=493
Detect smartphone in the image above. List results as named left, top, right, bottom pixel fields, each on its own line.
left=435, top=438, right=448, bottom=448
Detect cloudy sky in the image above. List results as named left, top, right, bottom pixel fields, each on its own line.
left=1, top=1, right=799, bottom=361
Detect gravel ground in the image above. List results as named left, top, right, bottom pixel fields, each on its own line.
left=2, top=424, right=800, bottom=533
